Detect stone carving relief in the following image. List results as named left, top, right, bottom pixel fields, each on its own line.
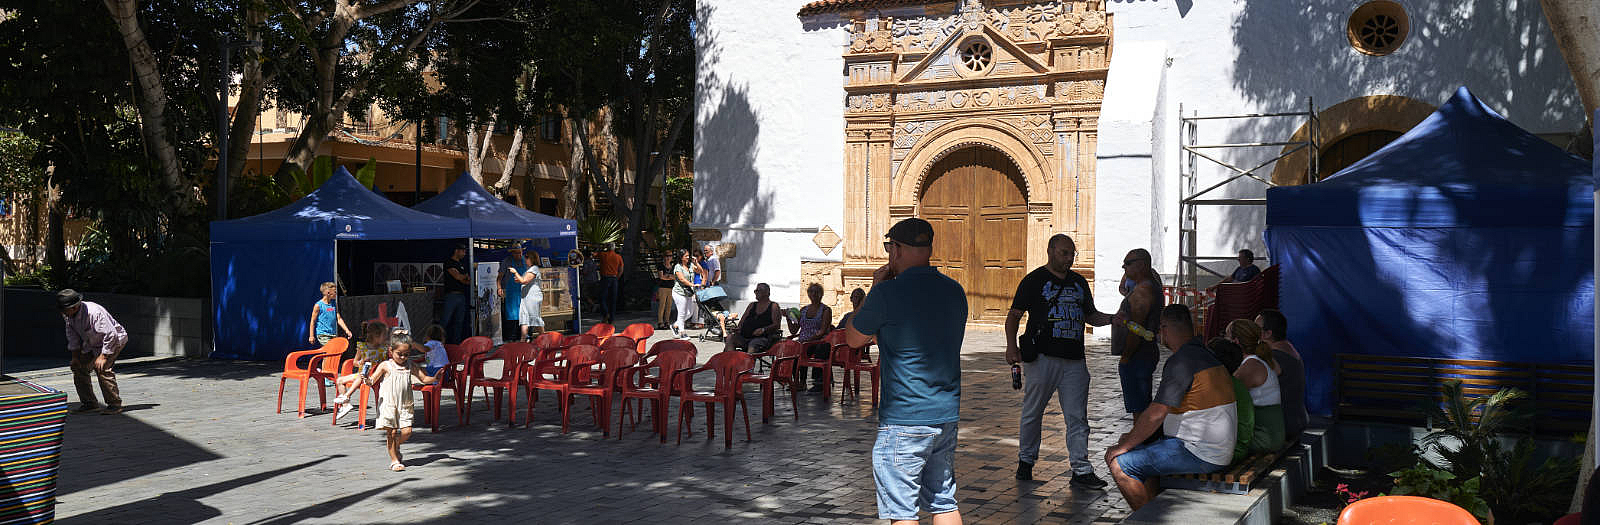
left=1050, top=11, right=1107, bottom=37
left=847, top=93, right=892, bottom=114
left=888, top=1, right=1096, bottom=53
left=849, top=62, right=894, bottom=85
left=896, top=85, right=1047, bottom=112
left=996, top=114, right=1057, bottom=153
left=1055, top=80, right=1105, bottom=103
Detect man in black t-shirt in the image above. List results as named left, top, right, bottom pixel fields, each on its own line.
left=441, top=243, right=471, bottom=343
left=1005, top=234, right=1116, bottom=488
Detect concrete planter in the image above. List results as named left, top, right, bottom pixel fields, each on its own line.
left=4, top=288, right=207, bottom=360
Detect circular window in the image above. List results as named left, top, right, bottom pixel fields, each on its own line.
left=957, top=38, right=993, bottom=74
left=1347, top=1, right=1409, bottom=56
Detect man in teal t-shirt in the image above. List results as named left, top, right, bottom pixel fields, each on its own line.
left=846, top=218, right=966, bottom=525
left=497, top=244, right=528, bottom=342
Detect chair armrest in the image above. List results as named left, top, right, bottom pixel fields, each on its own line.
left=674, top=365, right=711, bottom=392
left=617, top=364, right=650, bottom=389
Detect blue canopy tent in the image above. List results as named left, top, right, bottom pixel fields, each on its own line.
left=412, top=173, right=581, bottom=328
left=1265, top=87, right=1594, bottom=417
left=209, top=167, right=471, bottom=360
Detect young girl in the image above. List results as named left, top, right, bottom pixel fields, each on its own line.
left=419, top=325, right=449, bottom=378
left=333, top=322, right=391, bottom=420
left=363, top=341, right=440, bottom=471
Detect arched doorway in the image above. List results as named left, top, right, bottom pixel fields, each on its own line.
left=1317, top=129, right=1403, bottom=180
left=919, top=146, right=1028, bottom=323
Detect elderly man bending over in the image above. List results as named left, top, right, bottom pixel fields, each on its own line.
left=1104, top=304, right=1237, bottom=510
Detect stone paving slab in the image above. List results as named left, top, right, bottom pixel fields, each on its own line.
left=40, top=323, right=1160, bottom=524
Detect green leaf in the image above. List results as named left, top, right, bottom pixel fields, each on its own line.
left=355, top=157, right=378, bottom=189
left=311, top=155, right=334, bottom=186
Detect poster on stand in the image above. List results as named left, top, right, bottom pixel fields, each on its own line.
left=475, top=261, right=502, bottom=344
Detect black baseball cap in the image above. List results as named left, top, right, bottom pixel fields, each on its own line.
left=886, top=218, right=934, bottom=247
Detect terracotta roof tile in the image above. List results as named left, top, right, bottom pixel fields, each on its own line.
left=797, top=0, right=934, bottom=17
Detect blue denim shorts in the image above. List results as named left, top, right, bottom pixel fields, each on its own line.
left=1113, top=437, right=1226, bottom=483
left=872, top=422, right=959, bottom=520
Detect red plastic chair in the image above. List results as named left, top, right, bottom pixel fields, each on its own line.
left=560, top=347, right=638, bottom=436
left=277, top=338, right=348, bottom=418
left=640, top=339, right=698, bottom=389
left=464, top=342, right=538, bottom=426
left=434, top=342, right=490, bottom=427
left=585, top=323, right=616, bottom=342
left=532, top=331, right=564, bottom=350
left=741, top=340, right=804, bottom=423
left=836, top=343, right=879, bottom=407
left=526, top=344, right=598, bottom=428
left=621, top=323, right=654, bottom=353
left=617, top=346, right=697, bottom=442
left=794, top=333, right=839, bottom=401
left=1336, top=496, right=1478, bottom=525
left=676, top=351, right=755, bottom=449
left=330, top=359, right=373, bottom=430
left=601, top=335, right=636, bottom=354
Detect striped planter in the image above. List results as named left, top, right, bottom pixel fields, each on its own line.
left=0, top=379, right=66, bottom=524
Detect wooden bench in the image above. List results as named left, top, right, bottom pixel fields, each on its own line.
left=1336, top=353, right=1593, bottom=436
left=1161, top=446, right=1290, bottom=495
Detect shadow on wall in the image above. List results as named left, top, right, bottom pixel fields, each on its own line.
left=694, top=1, right=772, bottom=298
left=1209, top=0, right=1584, bottom=256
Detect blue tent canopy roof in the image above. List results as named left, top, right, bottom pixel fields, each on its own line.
left=1267, top=87, right=1593, bottom=228
left=211, top=167, right=471, bottom=242
left=412, top=173, right=578, bottom=239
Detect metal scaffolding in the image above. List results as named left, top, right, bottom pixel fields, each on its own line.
left=1176, top=98, right=1319, bottom=291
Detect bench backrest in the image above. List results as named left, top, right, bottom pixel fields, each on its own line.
left=1335, top=353, right=1592, bottom=436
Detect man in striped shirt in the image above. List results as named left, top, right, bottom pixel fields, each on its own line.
left=1104, top=304, right=1237, bottom=509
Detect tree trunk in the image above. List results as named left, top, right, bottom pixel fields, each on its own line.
left=43, top=166, right=65, bottom=282
left=491, top=126, right=525, bottom=196
left=1542, top=0, right=1600, bottom=116
left=465, top=116, right=496, bottom=186
left=103, top=0, right=190, bottom=210
left=224, top=4, right=267, bottom=186
left=619, top=106, right=690, bottom=277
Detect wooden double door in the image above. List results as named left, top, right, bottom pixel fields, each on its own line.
left=919, top=147, right=1028, bottom=323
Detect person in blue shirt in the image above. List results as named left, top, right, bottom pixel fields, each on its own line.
left=497, top=244, right=529, bottom=342
left=845, top=218, right=967, bottom=525
left=1220, top=249, right=1261, bottom=284
left=308, top=282, right=351, bottom=346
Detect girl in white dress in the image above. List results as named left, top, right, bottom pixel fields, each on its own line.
left=514, top=251, right=545, bottom=340
left=364, top=341, right=440, bottom=471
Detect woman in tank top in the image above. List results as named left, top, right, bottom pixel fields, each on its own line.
left=1227, top=319, right=1285, bottom=453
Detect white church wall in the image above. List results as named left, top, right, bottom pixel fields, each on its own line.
left=1107, top=0, right=1586, bottom=279
left=1095, top=40, right=1169, bottom=316
left=694, top=1, right=849, bottom=305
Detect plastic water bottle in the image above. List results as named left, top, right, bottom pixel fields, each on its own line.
left=1011, top=364, right=1022, bottom=390
left=1123, top=320, right=1156, bottom=341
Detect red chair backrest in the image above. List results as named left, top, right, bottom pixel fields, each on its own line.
left=460, top=336, right=494, bottom=355
left=645, top=339, right=697, bottom=360
left=601, top=335, right=636, bottom=352
left=649, top=348, right=698, bottom=393
left=768, top=340, right=804, bottom=378
left=561, top=334, right=598, bottom=348
left=706, top=351, right=756, bottom=395
left=621, top=323, right=654, bottom=343
left=562, top=344, right=602, bottom=380
left=532, top=331, right=564, bottom=350
left=317, top=338, right=349, bottom=373
left=1336, top=496, right=1477, bottom=525
left=585, top=323, right=615, bottom=340
left=599, top=347, right=639, bottom=385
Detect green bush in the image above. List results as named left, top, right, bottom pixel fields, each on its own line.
left=1389, top=464, right=1491, bottom=521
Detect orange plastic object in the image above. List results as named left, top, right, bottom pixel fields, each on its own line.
left=742, top=340, right=804, bottom=423
left=277, top=338, right=348, bottom=418
left=560, top=347, right=638, bottom=436
left=621, top=323, right=654, bottom=353
left=676, top=351, right=756, bottom=449
left=585, top=323, right=616, bottom=343
left=463, top=342, right=538, bottom=426
left=617, top=346, right=697, bottom=441
left=1336, top=496, right=1479, bottom=525
left=526, top=344, right=594, bottom=428
left=601, top=335, right=637, bottom=354
left=330, top=358, right=372, bottom=430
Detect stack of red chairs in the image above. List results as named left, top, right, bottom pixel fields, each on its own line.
left=1201, top=265, right=1279, bottom=341
left=277, top=338, right=348, bottom=418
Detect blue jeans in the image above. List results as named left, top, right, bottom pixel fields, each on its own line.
left=873, top=422, right=959, bottom=520
left=441, top=292, right=468, bottom=343
left=599, top=276, right=619, bottom=322
left=1113, top=437, right=1226, bottom=483
left=1119, top=350, right=1158, bottom=414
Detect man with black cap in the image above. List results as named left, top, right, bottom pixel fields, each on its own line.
left=441, top=243, right=471, bottom=343
left=844, top=217, right=967, bottom=525
left=1005, top=233, right=1116, bottom=488
left=58, top=289, right=128, bottom=414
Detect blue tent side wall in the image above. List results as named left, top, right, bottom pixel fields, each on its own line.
left=210, top=240, right=333, bottom=360
left=1267, top=225, right=1594, bottom=417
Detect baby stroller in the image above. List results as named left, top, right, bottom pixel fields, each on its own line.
left=695, top=285, right=739, bottom=342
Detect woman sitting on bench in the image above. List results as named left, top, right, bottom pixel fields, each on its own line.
left=1227, top=319, right=1285, bottom=453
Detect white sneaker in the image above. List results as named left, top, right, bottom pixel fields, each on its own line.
left=336, top=404, right=354, bottom=421
left=333, top=394, right=350, bottom=405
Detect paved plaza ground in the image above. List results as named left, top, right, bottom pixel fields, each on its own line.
left=35, top=319, right=1159, bottom=524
